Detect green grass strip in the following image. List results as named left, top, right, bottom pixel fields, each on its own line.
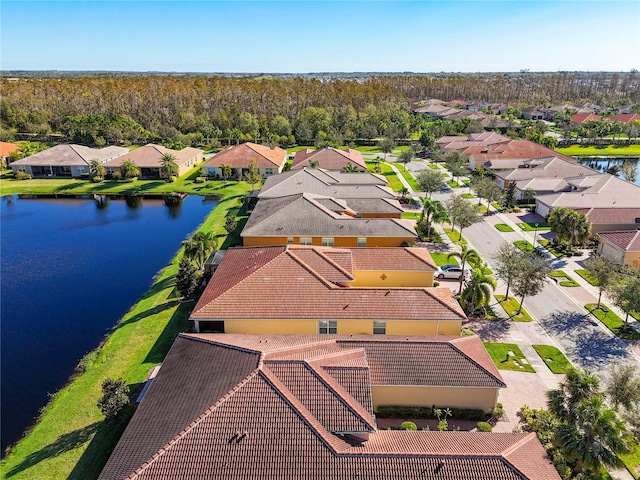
left=446, top=179, right=462, bottom=188
left=549, top=270, right=579, bottom=287
left=495, top=223, right=514, bottom=232
left=490, top=202, right=503, bottom=212
left=482, top=342, right=536, bottom=373
left=430, top=252, right=458, bottom=267
left=401, top=211, right=421, bottom=220
left=575, top=269, right=599, bottom=286
left=516, top=222, right=550, bottom=231
left=495, top=295, right=533, bottom=322
left=474, top=204, right=488, bottom=214
left=443, top=227, right=467, bottom=245
left=620, top=443, right=640, bottom=480
left=532, top=344, right=572, bottom=374
left=391, top=163, right=422, bottom=191
left=556, top=144, right=640, bottom=157
left=513, top=239, right=535, bottom=253
left=427, top=163, right=440, bottom=169
left=365, top=161, right=403, bottom=191
left=461, top=193, right=475, bottom=199
left=1, top=187, right=250, bottom=480
left=585, top=303, right=640, bottom=341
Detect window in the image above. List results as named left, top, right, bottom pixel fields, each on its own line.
left=77, top=166, right=86, bottom=173
left=357, top=237, right=366, bottom=248
left=287, top=237, right=294, bottom=244
left=319, top=320, right=337, bottom=334
left=265, top=168, right=274, bottom=175
left=299, top=237, right=312, bottom=246
left=321, top=237, right=334, bottom=247
left=373, top=321, right=386, bottom=334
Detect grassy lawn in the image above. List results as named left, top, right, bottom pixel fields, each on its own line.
left=0, top=186, right=249, bottom=480
left=516, top=222, right=550, bottom=231
left=401, top=211, right=421, bottom=220
left=284, top=145, right=314, bottom=153
left=482, top=342, right=536, bottom=373
left=427, top=163, right=440, bottom=169
left=490, top=202, right=503, bottom=212
left=585, top=303, right=640, bottom=341
left=430, top=252, right=458, bottom=267
left=575, top=269, right=599, bottom=286
left=532, top=344, right=572, bottom=374
left=0, top=167, right=254, bottom=197
left=495, top=295, right=533, bottom=322
left=461, top=193, right=475, bottom=199
left=513, top=239, right=535, bottom=253
left=620, top=443, right=640, bottom=480
left=474, top=204, right=488, bottom=214
left=556, top=144, right=640, bottom=157
left=549, top=270, right=579, bottom=287
left=446, top=179, right=462, bottom=188
left=365, top=161, right=403, bottom=191
left=443, top=227, right=467, bottom=245
left=537, top=239, right=564, bottom=258
left=495, top=223, right=515, bottom=232
left=391, top=162, right=422, bottom=191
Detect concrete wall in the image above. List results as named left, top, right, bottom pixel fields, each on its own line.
left=625, top=251, right=640, bottom=270
left=372, top=386, right=499, bottom=412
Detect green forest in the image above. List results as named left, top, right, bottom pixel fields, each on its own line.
left=2, top=72, right=639, bottom=148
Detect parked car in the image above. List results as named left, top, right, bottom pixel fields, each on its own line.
left=435, top=265, right=471, bottom=280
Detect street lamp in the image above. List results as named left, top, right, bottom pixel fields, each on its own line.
left=533, top=222, right=539, bottom=248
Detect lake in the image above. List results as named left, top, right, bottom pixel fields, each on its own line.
left=0, top=194, right=217, bottom=453
left=576, top=157, right=640, bottom=186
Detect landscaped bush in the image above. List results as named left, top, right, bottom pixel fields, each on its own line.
left=433, top=281, right=439, bottom=287
left=376, top=405, right=486, bottom=421
left=491, top=403, right=504, bottom=420
left=168, top=175, right=177, bottom=183
left=476, top=421, right=492, bottom=432
left=91, top=176, right=104, bottom=183
left=15, top=171, right=31, bottom=180
left=194, top=176, right=206, bottom=184
left=123, top=177, right=137, bottom=183
left=400, top=421, right=417, bottom=431
left=111, top=171, right=122, bottom=181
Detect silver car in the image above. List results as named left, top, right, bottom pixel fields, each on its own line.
left=435, top=265, right=471, bottom=280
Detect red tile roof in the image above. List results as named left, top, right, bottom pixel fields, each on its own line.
left=597, top=230, right=640, bottom=251
left=0, top=141, right=20, bottom=157
left=570, top=113, right=600, bottom=124
left=190, top=246, right=465, bottom=322
left=463, top=140, right=569, bottom=163
left=573, top=207, right=640, bottom=225
left=202, top=142, right=286, bottom=169
left=611, top=113, right=640, bottom=124
left=292, top=147, right=366, bottom=171
left=100, top=334, right=556, bottom=480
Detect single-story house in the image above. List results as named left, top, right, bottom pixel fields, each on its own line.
left=573, top=207, right=640, bottom=234
left=570, top=113, right=601, bottom=124
left=292, top=147, right=366, bottom=171
left=597, top=230, right=640, bottom=270
left=10, top=144, right=129, bottom=177
left=520, top=107, right=545, bottom=121
left=0, top=141, right=21, bottom=166
left=461, top=140, right=573, bottom=170
left=103, top=144, right=203, bottom=179
left=241, top=193, right=414, bottom=247
left=611, top=113, right=640, bottom=124
left=190, top=245, right=460, bottom=335
left=201, top=142, right=287, bottom=178
left=98, top=332, right=559, bottom=480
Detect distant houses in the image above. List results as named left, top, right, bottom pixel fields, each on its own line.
left=103, top=144, right=203, bottom=179
left=201, top=142, right=287, bottom=178
left=10, top=144, right=129, bottom=177
left=0, top=141, right=21, bottom=166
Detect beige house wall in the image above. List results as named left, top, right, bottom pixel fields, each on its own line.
left=351, top=270, right=434, bottom=287
left=624, top=251, right=640, bottom=270
left=371, top=385, right=499, bottom=412
left=243, top=236, right=415, bottom=248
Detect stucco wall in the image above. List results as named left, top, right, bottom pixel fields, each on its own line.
left=243, top=236, right=415, bottom=247
left=224, top=319, right=317, bottom=334
left=598, top=241, right=625, bottom=265
left=624, top=251, right=640, bottom=270
left=351, top=270, right=434, bottom=287
left=372, top=386, right=498, bottom=412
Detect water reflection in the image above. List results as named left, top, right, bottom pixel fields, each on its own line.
left=577, top=157, right=640, bottom=186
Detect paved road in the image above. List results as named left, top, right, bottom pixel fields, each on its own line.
left=461, top=218, right=638, bottom=374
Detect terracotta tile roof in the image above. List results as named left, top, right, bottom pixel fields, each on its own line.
left=11, top=144, right=129, bottom=166
left=190, top=246, right=464, bottom=322
left=241, top=193, right=417, bottom=238
left=202, top=142, right=286, bottom=169
left=292, top=147, right=366, bottom=171
left=100, top=334, right=557, bottom=480
left=611, top=113, right=640, bottom=124
left=0, top=141, right=21, bottom=157
left=597, top=230, right=640, bottom=251
left=350, top=247, right=437, bottom=271
left=571, top=113, right=600, bottom=124
left=103, top=144, right=202, bottom=168
left=462, top=140, right=568, bottom=164
left=573, top=207, right=640, bottom=225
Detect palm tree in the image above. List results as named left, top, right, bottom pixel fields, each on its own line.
left=160, top=153, right=179, bottom=179
left=420, top=198, right=448, bottom=240
left=183, top=231, right=217, bottom=270
left=219, top=163, right=232, bottom=183
left=342, top=162, right=358, bottom=173
left=89, top=159, right=105, bottom=179
left=120, top=160, right=140, bottom=180
left=447, top=245, right=482, bottom=294
left=460, top=269, right=497, bottom=316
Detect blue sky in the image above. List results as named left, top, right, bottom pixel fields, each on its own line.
left=1, top=1, right=638, bottom=72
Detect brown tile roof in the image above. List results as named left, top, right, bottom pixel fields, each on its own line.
left=351, top=246, right=437, bottom=271
left=571, top=113, right=601, bottom=124
left=11, top=144, right=129, bottom=166
left=573, top=207, right=640, bottom=225
left=0, top=141, right=20, bottom=157
left=597, top=230, right=640, bottom=251
left=99, top=334, right=556, bottom=480
left=190, top=246, right=465, bottom=322
left=611, top=113, right=640, bottom=124
left=292, top=147, right=366, bottom=171
left=201, top=142, right=286, bottom=169
left=103, top=144, right=201, bottom=168
left=463, top=140, right=570, bottom=164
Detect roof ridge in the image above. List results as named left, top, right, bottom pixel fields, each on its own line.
left=501, top=432, right=538, bottom=457
left=422, top=288, right=467, bottom=320
left=448, top=337, right=506, bottom=387
left=67, top=144, right=91, bottom=162
left=241, top=194, right=306, bottom=235
left=309, top=248, right=355, bottom=281
left=284, top=248, right=345, bottom=290
left=178, top=333, right=264, bottom=356
left=125, top=371, right=260, bottom=479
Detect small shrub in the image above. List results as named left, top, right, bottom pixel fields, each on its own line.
left=224, top=215, right=238, bottom=234
left=15, top=171, right=31, bottom=180
left=124, top=176, right=137, bottom=183
left=167, top=175, right=177, bottom=183
left=476, top=421, right=492, bottom=432
left=400, top=421, right=417, bottom=431
left=491, top=403, right=504, bottom=420
left=433, top=281, right=439, bottom=287
left=111, top=171, right=122, bottom=181
left=194, top=176, right=206, bottom=184
left=91, top=176, right=104, bottom=183
left=97, top=378, right=130, bottom=421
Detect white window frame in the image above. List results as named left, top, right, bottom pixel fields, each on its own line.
left=319, top=320, right=338, bottom=334
left=357, top=237, right=367, bottom=247
left=287, top=237, right=294, bottom=244
left=321, top=237, right=334, bottom=247
left=373, top=321, right=386, bottom=335
left=299, top=237, right=312, bottom=246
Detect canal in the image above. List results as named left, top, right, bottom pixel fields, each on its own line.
left=577, top=156, right=640, bottom=186
left=0, top=194, right=217, bottom=452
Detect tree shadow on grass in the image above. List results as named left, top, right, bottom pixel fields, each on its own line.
left=143, top=300, right=193, bottom=365
left=4, top=423, right=100, bottom=478
left=114, top=299, right=180, bottom=331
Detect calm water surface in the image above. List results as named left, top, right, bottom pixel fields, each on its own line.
left=0, top=195, right=217, bottom=452
left=577, top=157, right=640, bottom=186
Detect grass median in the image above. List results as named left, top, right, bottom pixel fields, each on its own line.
left=1, top=185, right=250, bottom=480
left=483, top=342, right=535, bottom=373
left=495, top=295, right=533, bottom=322
left=532, top=344, right=572, bottom=374
left=585, top=303, right=640, bottom=341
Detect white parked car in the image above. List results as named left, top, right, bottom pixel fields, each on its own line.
left=435, top=264, right=471, bottom=280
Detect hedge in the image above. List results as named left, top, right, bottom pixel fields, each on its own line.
left=376, top=405, right=487, bottom=421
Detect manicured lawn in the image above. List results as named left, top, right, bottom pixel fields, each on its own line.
left=495, top=295, right=533, bottom=322
left=620, top=443, right=640, bottom=480
left=427, top=163, right=440, bottom=169
left=495, top=223, right=514, bottom=232
left=575, top=269, right=599, bottom=286
left=0, top=187, right=249, bottom=480
left=556, top=144, right=640, bottom=157
left=285, top=145, right=314, bottom=153
left=461, top=193, right=475, bottom=199
left=474, top=204, right=488, bottom=214
left=430, top=252, right=458, bottom=267
left=585, top=303, right=640, bottom=341
left=446, top=179, right=462, bottom=188
left=391, top=162, right=422, bottom=191
left=482, top=342, right=536, bottom=373
left=490, top=202, right=503, bottom=212
left=0, top=167, right=253, bottom=197
left=532, top=344, right=572, bottom=374
left=513, top=239, right=535, bottom=253
left=401, top=211, right=421, bottom=220
left=365, top=161, right=403, bottom=191
left=516, top=222, right=550, bottom=231
left=549, top=270, right=579, bottom=287
left=537, top=239, right=564, bottom=258
left=443, top=227, right=467, bottom=245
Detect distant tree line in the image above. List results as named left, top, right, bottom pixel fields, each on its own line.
left=1, top=73, right=639, bottom=148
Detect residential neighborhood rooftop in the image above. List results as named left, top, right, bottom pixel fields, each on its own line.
left=292, top=147, right=366, bottom=171
left=11, top=144, right=129, bottom=166
left=597, top=230, right=640, bottom=251
left=202, top=142, right=287, bottom=168
left=102, top=144, right=202, bottom=168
